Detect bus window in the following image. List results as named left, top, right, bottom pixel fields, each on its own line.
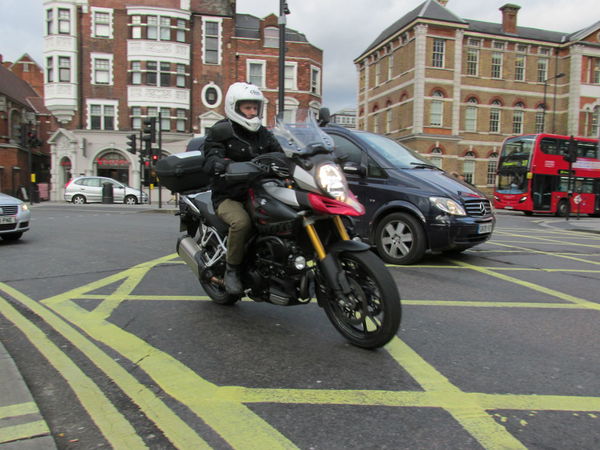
left=541, top=138, right=559, bottom=155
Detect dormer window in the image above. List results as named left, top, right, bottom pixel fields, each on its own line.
left=264, top=27, right=278, bottom=48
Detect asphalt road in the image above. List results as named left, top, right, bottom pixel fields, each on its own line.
left=1, top=204, right=599, bottom=449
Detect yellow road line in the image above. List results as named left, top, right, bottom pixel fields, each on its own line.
left=0, top=402, right=38, bottom=420
left=451, top=260, right=600, bottom=310
left=493, top=231, right=600, bottom=249
left=0, top=291, right=145, bottom=449
left=489, top=241, right=600, bottom=265
left=402, top=300, right=585, bottom=308
left=0, top=421, right=50, bottom=444
left=0, top=283, right=211, bottom=449
left=40, top=272, right=298, bottom=449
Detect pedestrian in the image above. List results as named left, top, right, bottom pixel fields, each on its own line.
left=202, top=82, right=283, bottom=295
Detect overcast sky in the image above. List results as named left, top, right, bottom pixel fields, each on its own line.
left=2, top=0, right=599, bottom=112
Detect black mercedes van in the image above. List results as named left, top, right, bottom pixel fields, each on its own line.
left=323, top=125, right=495, bottom=264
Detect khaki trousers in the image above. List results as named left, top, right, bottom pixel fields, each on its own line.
left=216, top=199, right=252, bottom=266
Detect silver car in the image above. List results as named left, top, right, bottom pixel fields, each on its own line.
left=0, top=193, right=31, bottom=241
left=64, top=176, right=148, bottom=205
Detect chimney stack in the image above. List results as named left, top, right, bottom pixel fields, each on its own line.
left=438, top=0, right=448, bottom=6
left=500, top=4, right=521, bottom=34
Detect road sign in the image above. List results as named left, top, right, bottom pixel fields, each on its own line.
left=573, top=194, right=582, bottom=204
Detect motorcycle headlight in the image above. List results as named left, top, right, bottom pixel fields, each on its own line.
left=316, top=163, right=347, bottom=201
left=430, top=197, right=466, bottom=216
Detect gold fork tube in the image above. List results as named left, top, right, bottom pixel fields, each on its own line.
left=333, top=215, right=351, bottom=241
left=304, top=222, right=327, bottom=260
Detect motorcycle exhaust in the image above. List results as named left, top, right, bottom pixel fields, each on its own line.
left=176, top=236, right=206, bottom=278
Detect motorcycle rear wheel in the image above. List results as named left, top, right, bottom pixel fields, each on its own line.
left=321, top=250, right=401, bottom=349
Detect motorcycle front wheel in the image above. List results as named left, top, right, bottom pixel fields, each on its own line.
left=320, top=250, right=401, bottom=349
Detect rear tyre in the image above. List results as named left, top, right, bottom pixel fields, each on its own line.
left=72, top=194, right=86, bottom=205
left=375, top=212, right=426, bottom=265
left=320, top=250, right=401, bottom=349
left=556, top=199, right=570, bottom=217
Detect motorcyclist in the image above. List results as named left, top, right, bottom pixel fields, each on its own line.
left=203, top=82, right=283, bottom=295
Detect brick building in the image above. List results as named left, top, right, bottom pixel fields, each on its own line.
left=43, top=0, right=323, bottom=201
left=0, top=54, right=55, bottom=199
left=354, top=0, right=600, bottom=192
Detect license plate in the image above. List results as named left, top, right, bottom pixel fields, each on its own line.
left=0, top=216, right=16, bottom=224
left=478, top=222, right=493, bottom=234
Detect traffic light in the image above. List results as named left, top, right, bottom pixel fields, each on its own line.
left=126, top=134, right=137, bottom=154
left=150, top=147, right=161, bottom=164
left=142, top=117, right=156, bottom=143
left=564, top=136, right=578, bottom=163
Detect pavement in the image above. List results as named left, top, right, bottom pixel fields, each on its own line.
left=0, top=202, right=598, bottom=448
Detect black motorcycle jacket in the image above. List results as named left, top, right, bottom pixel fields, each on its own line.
left=203, top=119, right=283, bottom=207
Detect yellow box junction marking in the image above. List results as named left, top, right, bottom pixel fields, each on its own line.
left=0, top=239, right=598, bottom=449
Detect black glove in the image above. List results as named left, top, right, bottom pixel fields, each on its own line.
left=213, top=159, right=229, bottom=175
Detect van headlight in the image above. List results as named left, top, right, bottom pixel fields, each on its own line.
left=316, top=163, right=347, bottom=201
left=430, top=197, right=466, bottom=216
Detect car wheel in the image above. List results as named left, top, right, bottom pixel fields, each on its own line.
left=72, top=194, right=86, bottom=205
left=124, top=195, right=138, bottom=205
left=556, top=199, right=570, bottom=217
left=374, top=212, right=426, bottom=265
left=1, top=232, right=23, bottom=241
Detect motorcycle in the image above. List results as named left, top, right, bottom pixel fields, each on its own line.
left=168, top=109, right=401, bottom=349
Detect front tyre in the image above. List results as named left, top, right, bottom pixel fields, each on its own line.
left=375, top=212, right=426, bottom=265
left=321, top=251, right=401, bottom=349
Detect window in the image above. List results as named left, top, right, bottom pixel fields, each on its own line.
left=430, top=147, right=443, bottom=168
left=160, top=108, right=170, bottom=132
left=203, top=20, right=220, bottom=64
left=46, top=9, right=53, bottom=35
left=146, top=61, right=157, bottom=85
left=160, top=17, right=171, bottom=40
left=247, top=60, right=265, bottom=87
left=489, top=101, right=501, bottom=133
left=432, top=39, right=445, bottom=67
left=592, top=106, right=600, bottom=137
left=539, top=47, right=551, bottom=56
left=512, top=105, right=524, bottom=134
left=515, top=54, right=525, bottom=81
left=429, top=91, right=443, bottom=127
left=491, top=52, right=502, bottom=79
left=386, top=109, right=392, bottom=134
left=90, top=104, right=115, bottom=130
left=93, top=57, right=111, bottom=85
left=131, top=107, right=142, bottom=129
left=92, top=9, right=112, bottom=38
left=176, top=19, right=186, bottom=42
left=160, top=62, right=170, bottom=86
left=487, top=153, right=498, bottom=185
left=493, top=41, right=505, bottom=50
left=58, top=8, right=70, bottom=34
left=375, top=62, right=381, bottom=85
left=466, top=48, right=479, bottom=76
left=388, top=53, right=394, bottom=80
left=176, top=109, right=186, bottom=132
left=176, top=64, right=186, bottom=87
left=264, top=27, right=278, bottom=48
left=58, top=56, right=71, bottom=82
left=311, top=66, right=321, bottom=95
left=203, top=85, right=220, bottom=107
left=535, top=107, right=545, bottom=133
left=467, top=38, right=481, bottom=47
left=537, top=58, right=548, bottom=82
left=131, top=61, right=142, bottom=85
left=147, top=16, right=158, bottom=39
left=465, top=98, right=478, bottom=132
left=373, top=113, right=379, bottom=134
left=46, top=57, right=53, bottom=82
left=131, top=15, right=142, bottom=39
left=285, top=63, right=297, bottom=90
left=592, top=59, right=600, bottom=84
left=463, top=151, right=475, bottom=184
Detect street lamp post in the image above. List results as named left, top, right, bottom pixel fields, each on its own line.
left=278, top=1, right=290, bottom=119
left=542, top=72, right=565, bottom=133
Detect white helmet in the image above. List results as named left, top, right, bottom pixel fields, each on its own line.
left=224, top=82, right=265, bottom=132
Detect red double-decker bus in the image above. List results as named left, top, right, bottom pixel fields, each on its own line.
left=493, top=133, right=600, bottom=216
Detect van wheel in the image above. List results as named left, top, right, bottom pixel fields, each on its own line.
left=375, top=212, right=426, bottom=265
left=556, top=199, right=570, bottom=217
left=124, top=195, right=138, bottom=205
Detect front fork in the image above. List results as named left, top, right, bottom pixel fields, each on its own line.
left=304, top=216, right=362, bottom=301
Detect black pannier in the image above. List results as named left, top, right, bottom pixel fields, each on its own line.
left=156, top=151, right=210, bottom=193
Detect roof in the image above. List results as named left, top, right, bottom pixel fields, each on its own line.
left=235, top=13, right=308, bottom=42
left=357, top=0, right=600, bottom=59
left=362, top=0, right=466, bottom=54
left=0, top=64, right=40, bottom=108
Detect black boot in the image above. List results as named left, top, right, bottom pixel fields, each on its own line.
left=224, top=263, right=243, bottom=295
